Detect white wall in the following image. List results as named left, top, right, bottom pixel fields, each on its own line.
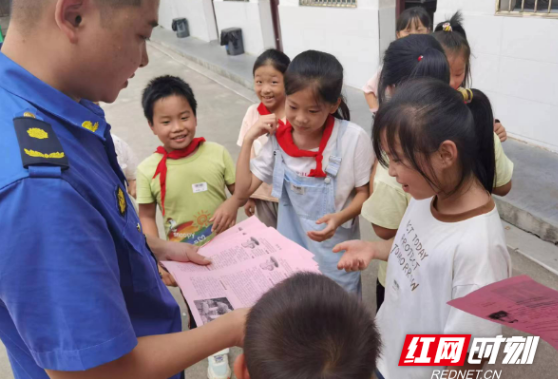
left=436, top=0, right=558, bottom=152
left=278, top=0, right=393, bottom=89
left=213, top=0, right=277, bottom=55
left=159, top=0, right=218, bottom=42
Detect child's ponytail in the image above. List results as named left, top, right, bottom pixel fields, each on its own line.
left=334, top=96, right=351, bottom=121
left=460, top=88, right=496, bottom=193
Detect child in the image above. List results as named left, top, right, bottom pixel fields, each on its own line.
left=237, top=49, right=290, bottom=228
left=336, top=79, right=512, bottom=379
left=234, top=272, right=381, bottom=379
left=235, top=50, right=374, bottom=295
left=433, top=12, right=508, bottom=143
left=136, top=76, right=238, bottom=379
left=362, top=6, right=432, bottom=112
left=365, top=34, right=514, bottom=310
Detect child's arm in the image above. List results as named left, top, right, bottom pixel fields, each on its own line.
left=46, top=309, right=248, bottom=379
left=235, top=114, right=278, bottom=203
left=307, top=184, right=369, bottom=242
left=139, top=203, right=159, bottom=238
left=333, top=238, right=394, bottom=272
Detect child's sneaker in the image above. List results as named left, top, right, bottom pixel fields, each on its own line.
left=207, top=348, right=231, bottom=379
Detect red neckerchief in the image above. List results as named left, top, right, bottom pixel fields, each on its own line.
left=257, top=102, right=271, bottom=116
left=153, top=138, right=205, bottom=215
left=275, top=115, right=335, bottom=178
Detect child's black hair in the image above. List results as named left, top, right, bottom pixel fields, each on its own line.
left=244, top=272, right=381, bottom=379
left=433, top=11, right=471, bottom=87
left=253, top=49, right=291, bottom=76
left=373, top=78, right=496, bottom=195
left=141, top=75, right=197, bottom=124
left=284, top=50, right=350, bottom=121
left=396, top=6, right=432, bottom=33
left=378, top=34, right=450, bottom=105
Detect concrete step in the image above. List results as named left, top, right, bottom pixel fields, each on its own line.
left=150, top=26, right=558, bottom=249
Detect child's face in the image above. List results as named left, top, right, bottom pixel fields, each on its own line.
left=285, top=87, right=339, bottom=137
left=150, top=95, right=197, bottom=152
left=396, top=19, right=430, bottom=39
left=254, top=65, right=286, bottom=112
left=382, top=133, right=436, bottom=200
left=447, top=52, right=467, bottom=90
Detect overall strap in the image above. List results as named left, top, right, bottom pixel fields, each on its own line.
left=325, top=119, right=348, bottom=178
left=271, top=135, right=286, bottom=199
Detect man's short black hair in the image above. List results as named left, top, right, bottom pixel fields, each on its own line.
left=142, top=75, right=197, bottom=124
left=244, top=273, right=381, bottom=379
left=11, top=0, right=142, bottom=31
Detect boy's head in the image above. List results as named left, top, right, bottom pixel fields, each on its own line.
left=5, top=0, right=159, bottom=103
left=235, top=273, right=381, bottom=379
left=142, top=76, right=198, bottom=152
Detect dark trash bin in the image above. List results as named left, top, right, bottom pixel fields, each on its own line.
left=172, top=18, right=189, bottom=38
left=220, top=27, right=244, bottom=56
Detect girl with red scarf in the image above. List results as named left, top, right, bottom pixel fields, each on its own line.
left=237, top=49, right=291, bottom=228
left=234, top=50, right=374, bottom=295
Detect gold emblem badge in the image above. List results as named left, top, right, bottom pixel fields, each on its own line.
left=24, top=149, right=65, bottom=159
left=27, top=128, right=49, bottom=140
left=23, top=112, right=36, bottom=118
left=82, top=121, right=99, bottom=133
left=116, top=187, right=127, bottom=216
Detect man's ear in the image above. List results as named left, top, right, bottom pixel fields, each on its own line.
left=233, top=353, right=251, bottom=379
left=54, top=0, right=89, bottom=44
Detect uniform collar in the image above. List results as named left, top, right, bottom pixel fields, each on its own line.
left=0, top=52, right=108, bottom=139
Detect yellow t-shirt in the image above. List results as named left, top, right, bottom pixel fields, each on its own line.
left=136, top=142, right=236, bottom=246
left=362, top=133, right=514, bottom=286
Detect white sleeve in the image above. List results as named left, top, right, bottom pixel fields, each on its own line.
left=250, top=138, right=275, bottom=185
left=444, top=233, right=511, bottom=339
left=353, top=128, right=374, bottom=188
left=112, top=134, right=137, bottom=180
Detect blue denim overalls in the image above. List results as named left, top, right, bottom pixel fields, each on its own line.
left=271, top=120, right=362, bottom=295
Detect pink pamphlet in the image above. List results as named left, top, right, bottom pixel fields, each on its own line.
left=448, top=275, right=558, bottom=350
left=162, top=217, right=321, bottom=326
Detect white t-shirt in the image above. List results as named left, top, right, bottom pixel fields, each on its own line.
left=251, top=119, right=374, bottom=212
left=112, top=134, right=137, bottom=180
left=376, top=197, right=511, bottom=379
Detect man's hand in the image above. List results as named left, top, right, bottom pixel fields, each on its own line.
left=158, top=263, right=178, bottom=287
left=164, top=241, right=211, bottom=265
left=333, top=240, right=377, bottom=272
left=244, top=198, right=256, bottom=217
left=494, top=120, right=507, bottom=142
left=210, top=198, right=239, bottom=235
left=307, top=213, right=341, bottom=242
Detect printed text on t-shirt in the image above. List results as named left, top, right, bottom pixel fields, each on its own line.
left=390, top=220, right=430, bottom=291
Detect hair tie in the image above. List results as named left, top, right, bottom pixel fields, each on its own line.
left=458, top=87, right=473, bottom=104
left=418, top=55, right=424, bottom=62
left=443, top=22, right=453, bottom=32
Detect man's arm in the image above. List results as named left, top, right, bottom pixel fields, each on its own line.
left=47, top=310, right=247, bottom=379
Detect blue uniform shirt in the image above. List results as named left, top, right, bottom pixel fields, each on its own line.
left=0, top=52, right=182, bottom=378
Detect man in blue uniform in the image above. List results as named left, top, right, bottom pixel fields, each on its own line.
left=0, top=1, right=245, bottom=378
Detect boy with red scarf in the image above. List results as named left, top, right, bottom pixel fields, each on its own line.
left=137, top=75, right=237, bottom=379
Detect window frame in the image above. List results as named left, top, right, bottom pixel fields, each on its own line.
left=496, top=0, right=558, bottom=18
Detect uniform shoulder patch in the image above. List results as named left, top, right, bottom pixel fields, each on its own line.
left=13, top=117, right=69, bottom=169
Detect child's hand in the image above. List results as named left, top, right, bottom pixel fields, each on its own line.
left=211, top=198, right=239, bottom=235
left=333, top=240, right=376, bottom=272
left=494, top=120, right=507, bottom=142
left=244, top=198, right=256, bottom=217
left=245, top=114, right=278, bottom=142
left=158, top=263, right=178, bottom=287
left=307, top=213, right=341, bottom=242
left=164, top=241, right=211, bottom=265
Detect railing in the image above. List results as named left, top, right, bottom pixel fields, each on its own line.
left=497, top=0, right=558, bottom=17
left=300, top=0, right=357, bottom=8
